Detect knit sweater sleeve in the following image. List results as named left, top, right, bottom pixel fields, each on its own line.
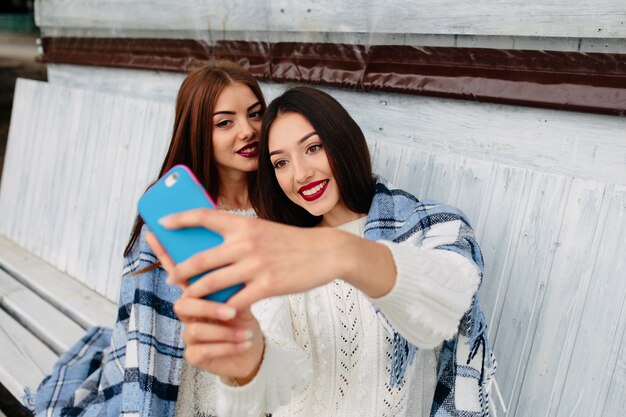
left=369, top=215, right=481, bottom=349
left=214, top=296, right=313, bottom=417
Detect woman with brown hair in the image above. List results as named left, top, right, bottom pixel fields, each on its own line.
left=33, top=60, right=266, bottom=417
left=152, top=86, right=496, bottom=416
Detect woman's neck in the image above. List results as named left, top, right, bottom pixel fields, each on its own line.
left=319, top=210, right=366, bottom=228
left=217, top=170, right=253, bottom=210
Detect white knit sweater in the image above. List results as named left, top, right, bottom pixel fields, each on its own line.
left=175, top=216, right=480, bottom=417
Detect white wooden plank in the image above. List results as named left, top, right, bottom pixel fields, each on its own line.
left=105, top=100, right=172, bottom=300
left=75, top=91, right=113, bottom=291
left=110, top=98, right=150, bottom=284
left=67, top=93, right=103, bottom=284
left=29, top=82, right=60, bottom=261
left=46, top=66, right=626, bottom=189
left=0, top=235, right=117, bottom=329
left=61, top=87, right=94, bottom=282
left=43, top=85, right=74, bottom=267
left=452, top=158, right=495, bottom=228
left=515, top=179, right=608, bottom=417
left=96, top=97, right=136, bottom=296
left=393, top=147, right=432, bottom=200
left=478, top=165, right=528, bottom=335
left=15, top=81, right=51, bottom=253
left=2, top=79, right=33, bottom=241
left=557, top=186, right=626, bottom=417
left=334, top=87, right=626, bottom=187
left=0, top=79, right=37, bottom=236
left=0, top=269, right=84, bottom=354
left=601, top=326, right=626, bottom=417
left=38, top=83, right=70, bottom=264
left=36, top=0, right=626, bottom=38
left=580, top=37, right=626, bottom=53
left=77, top=92, right=108, bottom=286
left=56, top=87, right=87, bottom=275
left=491, top=172, right=569, bottom=414
left=0, top=308, right=57, bottom=404
left=47, top=64, right=185, bottom=102
left=89, top=94, right=127, bottom=301
left=423, top=152, right=464, bottom=205
left=370, top=140, right=403, bottom=183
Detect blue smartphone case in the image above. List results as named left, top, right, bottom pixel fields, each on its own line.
left=137, top=165, right=243, bottom=302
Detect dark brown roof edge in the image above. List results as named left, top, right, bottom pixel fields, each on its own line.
left=40, top=37, right=626, bottom=115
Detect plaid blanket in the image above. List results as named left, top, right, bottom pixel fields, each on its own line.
left=31, top=176, right=495, bottom=416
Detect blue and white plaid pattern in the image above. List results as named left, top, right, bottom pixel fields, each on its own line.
left=32, top=241, right=184, bottom=416
left=31, top=176, right=495, bottom=416
left=365, top=178, right=496, bottom=417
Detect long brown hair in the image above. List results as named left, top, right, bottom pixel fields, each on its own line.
left=254, top=86, right=374, bottom=227
left=124, top=60, right=266, bottom=257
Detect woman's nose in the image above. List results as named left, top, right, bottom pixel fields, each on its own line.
left=238, top=119, right=255, bottom=141
left=294, top=159, right=314, bottom=183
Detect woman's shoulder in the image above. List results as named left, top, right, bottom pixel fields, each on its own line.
left=121, top=224, right=159, bottom=277
left=372, top=176, right=466, bottom=217
left=369, top=175, right=472, bottom=237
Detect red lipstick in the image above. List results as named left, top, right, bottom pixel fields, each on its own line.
left=236, top=142, right=259, bottom=158
left=298, top=180, right=329, bottom=202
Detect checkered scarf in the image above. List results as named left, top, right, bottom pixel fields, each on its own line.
left=30, top=176, right=495, bottom=416
left=365, top=178, right=496, bottom=417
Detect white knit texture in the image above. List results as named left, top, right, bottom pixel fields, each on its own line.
left=179, top=216, right=480, bottom=416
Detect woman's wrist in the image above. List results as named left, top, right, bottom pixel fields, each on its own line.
left=340, top=232, right=397, bottom=298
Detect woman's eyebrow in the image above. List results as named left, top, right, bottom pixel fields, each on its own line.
left=269, top=131, right=317, bottom=157
left=247, top=101, right=262, bottom=111
left=213, top=101, right=262, bottom=117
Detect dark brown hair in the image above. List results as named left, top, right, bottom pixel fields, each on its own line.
left=124, top=60, right=266, bottom=257
left=254, top=86, right=374, bottom=227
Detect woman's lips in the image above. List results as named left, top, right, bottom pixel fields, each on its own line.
left=236, top=142, right=259, bottom=158
left=298, top=180, right=329, bottom=202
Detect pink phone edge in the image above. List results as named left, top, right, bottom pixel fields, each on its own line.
left=172, top=164, right=220, bottom=209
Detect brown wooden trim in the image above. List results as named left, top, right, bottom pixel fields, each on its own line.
left=40, top=37, right=626, bottom=115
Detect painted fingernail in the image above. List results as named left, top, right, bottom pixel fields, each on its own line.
left=236, top=330, right=254, bottom=341
left=237, top=341, right=253, bottom=351
left=217, top=306, right=237, bottom=320
left=158, top=216, right=172, bottom=227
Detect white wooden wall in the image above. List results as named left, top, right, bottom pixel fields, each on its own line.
left=34, top=0, right=626, bottom=53
left=35, top=0, right=626, bottom=37
left=2, top=67, right=625, bottom=416
left=0, top=79, right=174, bottom=301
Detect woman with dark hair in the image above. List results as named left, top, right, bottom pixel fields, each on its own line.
left=33, top=60, right=266, bottom=417
left=151, top=86, right=496, bottom=417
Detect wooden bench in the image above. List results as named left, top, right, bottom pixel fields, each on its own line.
left=1, top=74, right=625, bottom=416
left=0, top=235, right=116, bottom=404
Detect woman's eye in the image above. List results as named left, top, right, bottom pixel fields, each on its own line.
left=249, top=110, right=263, bottom=119
left=273, top=160, right=287, bottom=169
left=215, top=120, right=232, bottom=128
left=307, top=144, right=322, bottom=154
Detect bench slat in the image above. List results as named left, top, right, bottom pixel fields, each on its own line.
left=0, top=235, right=117, bottom=330
left=0, top=269, right=85, bottom=355
left=0, top=308, right=57, bottom=404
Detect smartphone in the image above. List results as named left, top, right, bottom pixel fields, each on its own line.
left=137, top=164, right=243, bottom=302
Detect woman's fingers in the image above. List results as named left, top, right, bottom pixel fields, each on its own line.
left=182, top=321, right=254, bottom=344
left=167, top=243, right=237, bottom=286
left=182, top=262, right=253, bottom=299
left=174, top=297, right=238, bottom=321
left=184, top=341, right=253, bottom=365
left=160, top=208, right=239, bottom=235
left=226, top=281, right=272, bottom=312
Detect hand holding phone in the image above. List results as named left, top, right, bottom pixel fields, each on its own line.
left=137, top=165, right=243, bottom=302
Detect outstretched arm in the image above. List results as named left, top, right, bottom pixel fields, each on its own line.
left=159, top=209, right=397, bottom=309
